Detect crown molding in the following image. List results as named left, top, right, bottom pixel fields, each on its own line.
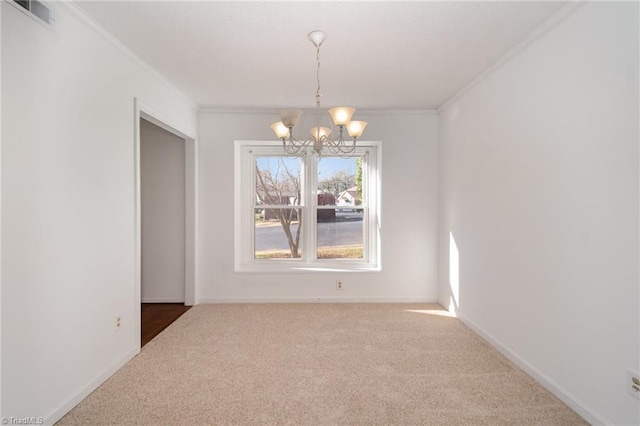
left=437, top=0, right=588, bottom=113
left=57, top=0, right=199, bottom=113
left=199, top=107, right=437, bottom=115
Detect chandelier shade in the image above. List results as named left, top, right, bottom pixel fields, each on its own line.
left=271, top=31, right=367, bottom=156
left=328, top=107, right=356, bottom=126
left=278, top=109, right=303, bottom=128
left=310, top=126, right=331, bottom=141
left=270, top=122, right=290, bottom=139
left=347, top=121, right=368, bottom=139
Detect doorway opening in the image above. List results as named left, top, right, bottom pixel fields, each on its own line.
left=135, top=99, right=196, bottom=349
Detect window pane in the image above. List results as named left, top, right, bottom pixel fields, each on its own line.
left=254, top=208, right=303, bottom=259
left=317, top=156, right=363, bottom=210
left=316, top=209, right=364, bottom=259
left=256, top=156, right=301, bottom=207
left=316, top=156, right=364, bottom=259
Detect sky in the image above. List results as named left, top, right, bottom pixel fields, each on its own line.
left=256, top=156, right=358, bottom=181
left=317, top=157, right=357, bottom=179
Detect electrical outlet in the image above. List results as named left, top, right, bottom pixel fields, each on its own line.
left=629, top=369, right=640, bottom=400
left=115, top=314, right=122, bottom=331
left=336, top=279, right=344, bottom=290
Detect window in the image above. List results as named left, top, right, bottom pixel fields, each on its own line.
left=235, top=141, right=381, bottom=272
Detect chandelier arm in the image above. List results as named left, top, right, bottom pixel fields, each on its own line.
left=283, top=141, right=306, bottom=156
left=283, top=130, right=323, bottom=156
left=283, top=131, right=308, bottom=155
left=343, top=139, right=357, bottom=153
left=335, top=142, right=357, bottom=157
left=282, top=141, right=296, bottom=155
left=322, top=135, right=357, bottom=156
left=323, top=137, right=345, bottom=148
left=287, top=130, right=307, bottom=148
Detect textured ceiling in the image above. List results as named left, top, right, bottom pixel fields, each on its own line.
left=76, top=1, right=567, bottom=109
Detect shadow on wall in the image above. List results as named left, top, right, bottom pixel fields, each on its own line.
left=449, top=231, right=460, bottom=313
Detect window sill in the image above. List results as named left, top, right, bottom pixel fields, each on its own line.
left=235, top=261, right=382, bottom=274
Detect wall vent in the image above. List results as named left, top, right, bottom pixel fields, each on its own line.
left=12, top=0, right=53, bottom=27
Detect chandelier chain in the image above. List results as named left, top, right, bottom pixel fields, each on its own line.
left=315, top=44, right=321, bottom=107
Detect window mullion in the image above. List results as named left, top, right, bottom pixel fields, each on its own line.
left=304, top=151, right=317, bottom=262
left=362, top=150, right=371, bottom=263
left=247, top=149, right=258, bottom=265
left=365, top=148, right=378, bottom=266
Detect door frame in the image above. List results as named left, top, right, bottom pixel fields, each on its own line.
left=134, top=98, right=197, bottom=351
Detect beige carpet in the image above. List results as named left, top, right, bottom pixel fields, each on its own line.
left=58, top=304, right=586, bottom=425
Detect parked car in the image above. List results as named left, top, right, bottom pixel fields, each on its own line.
left=336, top=200, right=356, bottom=212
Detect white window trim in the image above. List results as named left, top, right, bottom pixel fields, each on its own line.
left=234, top=140, right=382, bottom=273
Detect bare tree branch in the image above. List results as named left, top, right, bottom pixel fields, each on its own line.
left=255, top=158, right=302, bottom=258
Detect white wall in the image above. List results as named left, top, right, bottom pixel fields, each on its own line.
left=438, top=2, right=639, bottom=425
left=0, top=2, right=3, bottom=419
left=198, top=110, right=438, bottom=302
left=1, top=2, right=197, bottom=423
left=140, top=119, right=186, bottom=303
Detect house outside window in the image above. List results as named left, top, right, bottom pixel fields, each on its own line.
left=235, top=141, right=381, bottom=272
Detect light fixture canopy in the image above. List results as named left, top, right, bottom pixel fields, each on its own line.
left=271, top=30, right=367, bottom=156
left=308, top=30, right=326, bottom=48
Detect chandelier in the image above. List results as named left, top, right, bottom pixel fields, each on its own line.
left=271, top=30, right=367, bottom=156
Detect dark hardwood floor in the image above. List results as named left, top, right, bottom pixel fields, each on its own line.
left=141, top=303, right=191, bottom=347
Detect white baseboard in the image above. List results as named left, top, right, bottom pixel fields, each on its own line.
left=197, top=297, right=438, bottom=304
left=457, top=314, right=609, bottom=426
left=141, top=298, right=185, bottom=303
left=44, top=347, right=138, bottom=426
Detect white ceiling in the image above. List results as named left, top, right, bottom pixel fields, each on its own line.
left=75, top=1, right=567, bottom=110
